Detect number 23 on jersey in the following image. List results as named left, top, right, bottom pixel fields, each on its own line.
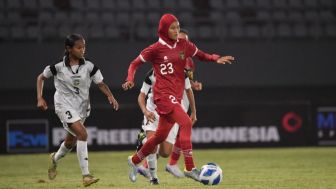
left=160, top=63, right=174, bottom=75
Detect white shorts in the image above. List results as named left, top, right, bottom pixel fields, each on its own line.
left=142, top=111, right=179, bottom=144
left=55, top=105, right=86, bottom=136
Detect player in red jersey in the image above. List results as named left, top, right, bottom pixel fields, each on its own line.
left=165, top=28, right=202, bottom=178
left=122, top=13, right=234, bottom=183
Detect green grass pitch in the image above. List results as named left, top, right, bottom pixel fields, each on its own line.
left=0, top=147, right=335, bottom=189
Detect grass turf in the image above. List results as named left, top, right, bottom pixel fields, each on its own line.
left=0, top=147, right=335, bottom=189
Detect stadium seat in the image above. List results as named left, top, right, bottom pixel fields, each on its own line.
left=132, top=0, right=146, bottom=10
left=209, top=0, right=224, bottom=10
left=293, top=23, right=308, bottom=37
left=146, top=0, right=161, bottom=10
left=147, top=12, right=160, bottom=26
left=86, top=0, right=101, bottom=10
left=246, top=25, right=261, bottom=38
left=0, top=26, right=9, bottom=39
left=277, top=23, right=292, bottom=37
left=101, top=12, right=115, bottom=24
left=11, top=26, right=26, bottom=39
left=116, top=0, right=130, bottom=11
left=71, top=0, right=85, bottom=10
left=178, top=12, right=194, bottom=26
left=230, top=25, right=244, bottom=38
left=26, top=25, right=39, bottom=39
left=101, top=0, right=115, bottom=10
left=177, top=0, right=193, bottom=10
left=89, top=24, right=104, bottom=39
left=7, top=0, right=21, bottom=9
left=69, top=12, right=83, bottom=24
left=198, top=25, right=214, bottom=40
left=105, top=25, right=120, bottom=39
left=22, top=0, right=38, bottom=10
left=325, top=24, right=336, bottom=37
left=163, top=0, right=176, bottom=10
left=256, top=0, right=271, bottom=8
left=115, top=12, right=130, bottom=26
left=288, top=0, right=303, bottom=8
left=86, top=12, right=100, bottom=24
left=131, top=11, right=146, bottom=25
left=39, top=0, right=54, bottom=10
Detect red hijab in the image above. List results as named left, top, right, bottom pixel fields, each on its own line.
left=158, top=13, right=178, bottom=46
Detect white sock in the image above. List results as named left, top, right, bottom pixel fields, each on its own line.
left=147, top=153, right=158, bottom=179
left=77, top=140, right=90, bottom=175
left=54, top=142, right=72, bottom=162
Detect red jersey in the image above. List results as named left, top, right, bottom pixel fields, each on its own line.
left=126, top=38, right=219, bottom=114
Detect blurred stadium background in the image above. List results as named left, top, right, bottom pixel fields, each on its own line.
left=0, top=0, right=335, bottom=156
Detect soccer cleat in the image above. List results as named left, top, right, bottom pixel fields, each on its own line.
left=165, top=164, right=185, bottom=178
left=184, top=168, right=201, bottom=182
left=137, top=165, right=151, bottom=179
left=149, top=178, right=159, bottom=185
left=136, top=129, right=146, bottom=152
left=82, top=174, right=99, bottom=187
left=128, top=156, right=138, bottom=182
left=48, top=152, right=57, bottom=180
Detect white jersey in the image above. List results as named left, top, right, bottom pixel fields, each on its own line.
left=140, top=70, right=191, bottom=112
left=43, top=57, right=103, bottom=120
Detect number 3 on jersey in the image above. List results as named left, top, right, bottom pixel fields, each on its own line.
left=160, top=63, right=174, bottom=75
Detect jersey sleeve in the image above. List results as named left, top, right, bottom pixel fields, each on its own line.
left=92, top=69, right=104, bottom=84
left=140, top=82, right=151, bottom=95
left=139, top=44, right=156, bottom=62
left=185, top=40, right=198, bottom=58
left=185, top=77, right=191, bottom=90
left=89, top=64, right=103, bottom=84
left=42, top=65, right=54, bottom=78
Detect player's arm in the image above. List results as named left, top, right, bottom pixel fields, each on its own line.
left=36, top=73, right=48, bottom=111
left=187, top=40, right=235, bottom=64
left=97, top=82, right=119, bottom=110
left=195, top=50, right=234, bottom=64
left=122, top=56, right=144, bottom=90
left=138, top=92, right=156, bottom=123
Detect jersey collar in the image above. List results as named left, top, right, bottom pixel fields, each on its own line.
left=158, top=38, right=179, bottom=49
left=63, top=56, right=85, bottom=67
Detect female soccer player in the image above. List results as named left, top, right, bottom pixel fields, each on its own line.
left=122, top=13, right=234, bottom=183
left=136, top=69, right=197, bottom=184
left=36, top=33, right=119, bottom=187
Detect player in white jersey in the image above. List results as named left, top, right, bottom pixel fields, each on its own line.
left=36, top=33, right=119, bottom=187
left=136, top=69, right=197, bottom=184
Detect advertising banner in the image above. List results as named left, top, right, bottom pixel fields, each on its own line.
left=0, top=102, right=313, bottom=154
left=316, top=107, right=336, bottom=145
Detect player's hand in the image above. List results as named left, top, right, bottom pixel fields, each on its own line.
left=192, top=81, right=203, bottom=91
left=108, top=96, right=119, bottom=111
left=37, top=97, right=48, bottom=111
left=216, top=56, right=235, bottom=64
left=144, top=110, right=156, bottom=124
left=190, top=112, right=197, bottom=126
left=122, top=81, right=134, bottom=91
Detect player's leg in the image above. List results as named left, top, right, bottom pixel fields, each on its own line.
left=48, top=131, right=76, bottom=180
left=169, top=105, right=200, bottom=181
left=69, top=121, right=99, bottom=187
left=162, top=124, right=184, bottom=178
left=128, top=115, right=175, bottom=182
left=144, top=131, right=160, bottom=184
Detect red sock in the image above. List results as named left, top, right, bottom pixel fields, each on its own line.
left=169, top=105, right=195, bottom=171
left=169, top=138, right=181, bottom=165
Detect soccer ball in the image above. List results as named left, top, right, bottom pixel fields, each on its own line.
left=199, top=163, right=223, bottom=185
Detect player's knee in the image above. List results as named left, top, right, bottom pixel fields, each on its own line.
left=159, top=151, right=170, bottom=158
left=77, top=129, right=87, bottom=141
